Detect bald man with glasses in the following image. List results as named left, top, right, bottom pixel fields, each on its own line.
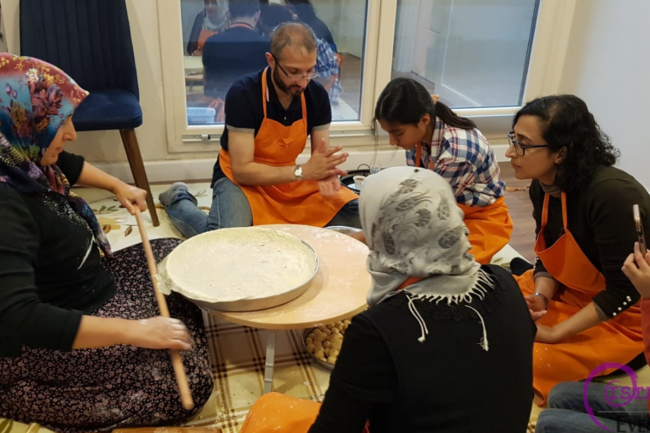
left=160, top=22, right=359, bottom=236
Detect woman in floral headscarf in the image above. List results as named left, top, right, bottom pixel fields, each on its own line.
left=239, top=166, right=535, bottom=433
left=0, top=54, right=213, bottom=433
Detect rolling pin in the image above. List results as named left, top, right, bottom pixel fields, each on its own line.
left=134, top=207, right=194, bottom=410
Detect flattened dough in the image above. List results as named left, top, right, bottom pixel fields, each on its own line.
left=164, top=227, right=319, bottom=303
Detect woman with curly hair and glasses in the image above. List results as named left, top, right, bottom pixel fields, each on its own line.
left=506, top=94, right=650, bottom=406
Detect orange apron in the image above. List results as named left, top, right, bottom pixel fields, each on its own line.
left=197, top=28, right=218, bottom=52
left=239, top=393, right=371, bottom=433
left=219, top=68, right=357, bottom=226
left=516, top=193, right=643, bottom=404
left=415, top=143, right=513, bottom=264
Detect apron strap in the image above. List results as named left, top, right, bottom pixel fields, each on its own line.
left=398, top=276, right=424, bottom=290
left=300, top=91, right=307, bottom=138
left=230, top=22, right=255, bottom=30
left=541, top=192, right=568, bottom=230
left=541, top=193, right=550, bottom=229
left=415, top=143, right=433, bottom=170
left=262, top=68, right=269, bottom=118
left=262, top=67, right=307, bottom=130
left=561, top=192, right=568, bottom=230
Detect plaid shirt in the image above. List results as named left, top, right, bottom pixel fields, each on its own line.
left=316, top=39, right=342, bottom=101
left=406, top=117, right=504, bottom=207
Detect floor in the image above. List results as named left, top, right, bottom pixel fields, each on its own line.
left=73, top=169, right=532, bottom=433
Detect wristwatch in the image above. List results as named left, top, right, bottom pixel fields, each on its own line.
left=294, top=165, right=303, bottom=181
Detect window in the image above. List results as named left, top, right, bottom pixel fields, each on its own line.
left=392, top=0, right=539, bottom=108
left=158, top=0, right=576, bottom=153
left=180, top=0, right=368, bottom=126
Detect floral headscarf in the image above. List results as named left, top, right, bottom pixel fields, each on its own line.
left=0, top=54, right=111, bottom=255
left=204, top=0, right=228, bottom=32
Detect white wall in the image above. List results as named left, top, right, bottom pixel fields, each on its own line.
left=337, top=0, right=365, bottom=57
left=558, top=0, right=650, bottom=187
left=393, top=0, right=537, bottom=107
left=311, top=0, right=342, bottom=41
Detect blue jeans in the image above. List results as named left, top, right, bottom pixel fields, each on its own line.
left=536, top=382, right=650, bottom=432
left=164, top=177, right=361, bottom=238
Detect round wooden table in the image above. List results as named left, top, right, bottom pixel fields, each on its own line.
left=207, top=224, right=371, bottom=392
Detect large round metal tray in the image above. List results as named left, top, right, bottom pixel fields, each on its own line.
left=161, top=227, right=320, bottom=312
left=326, top=225, right=362, bottom=236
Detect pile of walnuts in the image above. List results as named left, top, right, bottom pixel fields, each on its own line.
left=305, top=320, right=352, bottom=365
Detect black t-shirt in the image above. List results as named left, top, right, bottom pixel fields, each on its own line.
left=0, top=152, right=116, bottom=357
left=211, top=69, right=332, bottom=185
left=202, top=26, right=270, bottom=99
left=531, top=165, right=650, bottom=318
left=309, top=265, right=535, bottom=433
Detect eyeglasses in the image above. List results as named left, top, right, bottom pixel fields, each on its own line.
left=507, top=131, right=561, bottom=156
left=273, top=55, right=319, bottom=81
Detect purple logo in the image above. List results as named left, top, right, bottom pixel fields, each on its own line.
left=584, top=363, right=649, bottom=431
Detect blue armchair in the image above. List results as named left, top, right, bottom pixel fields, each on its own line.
left=20, top=0, right=159, bottom=226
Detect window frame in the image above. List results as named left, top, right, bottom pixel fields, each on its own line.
left=158, top=0, right=577, bottom=154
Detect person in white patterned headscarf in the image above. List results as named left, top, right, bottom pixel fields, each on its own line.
left=362, top=166, right=484, bottom=315
left=239, top=166, right=536, bottom=433
left=187, top=0, right=229, bottom=56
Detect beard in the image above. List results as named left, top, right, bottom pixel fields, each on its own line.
left=272, top=66, right=305, bottom=98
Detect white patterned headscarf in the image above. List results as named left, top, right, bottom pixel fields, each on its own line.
left=361, top=167, right=494, bottom=347
left=204, top=0, right=229, bottom=32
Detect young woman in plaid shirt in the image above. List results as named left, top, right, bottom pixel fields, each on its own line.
left=373, top=78, right=512, bottom=264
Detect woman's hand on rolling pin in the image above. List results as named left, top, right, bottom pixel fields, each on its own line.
left=127, top=317, right=194, bottom=351
left=303, top=139, right=348, bottom=181
left=622, top=242, right=650, bottom=299
left=113, top=182, right=148, bottom=215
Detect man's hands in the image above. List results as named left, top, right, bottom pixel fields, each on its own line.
left=303, top=138, right=348, bottom=198
left=303, top=139, right=348, bottom=181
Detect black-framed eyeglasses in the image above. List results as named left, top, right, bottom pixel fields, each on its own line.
left=273, top=55, right=319, bottom=81
left=507, top=131, right=561, bottom=156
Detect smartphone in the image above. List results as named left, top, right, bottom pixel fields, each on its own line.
left=633, top=204, right=647, bottom=255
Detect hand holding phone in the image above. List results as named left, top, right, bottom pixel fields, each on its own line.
left=633, top=204, right=647, bottom=255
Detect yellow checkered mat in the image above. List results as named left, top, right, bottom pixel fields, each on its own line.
left=184, top=314, right=332, bottom=433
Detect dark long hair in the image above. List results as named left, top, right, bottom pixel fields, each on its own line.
left=514, top=95, right=619, bottom=191
left=259, top=3, right=294, bottom=37
left=374, top=78, right=476, bottom=131
left=285, top=0, right=317, bottom=20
